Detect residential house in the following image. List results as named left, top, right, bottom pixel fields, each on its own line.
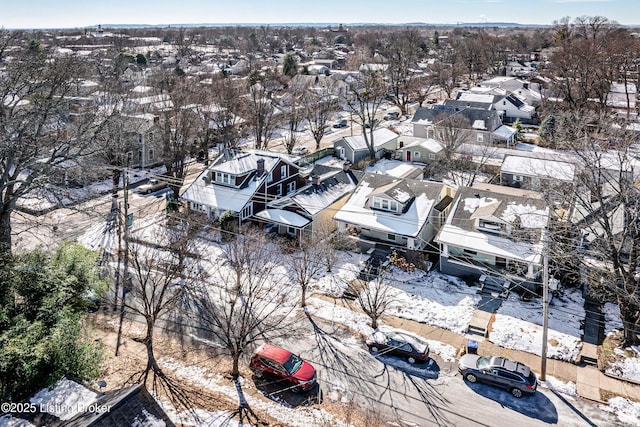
left=334, top=173, right=455, bottom=250
left=607, top=82, right=637, bottom=115
left=411, top=105, right=517, bottom=146
left=479, top=76, right=543, bottom=107
left=3, top=378, right=174, bottom=427
left=393, top=136, right=444, bottom=164
left=254, top=163, right=362, bottom=240
left=181, top=149, right=302, bottom=222
left=499, top=155, right=576, bottom=192
left=333, top=127, right=399, bottom=165
left=444, top=89, right=537, bottom=123
left=436, top=183, right=550, bottom=293
left=506, top=60, right=537, bottom=77
left=365, top=158, right=424, bottom=180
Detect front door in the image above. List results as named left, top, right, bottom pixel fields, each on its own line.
left=406, top=151, right=411, bottom=161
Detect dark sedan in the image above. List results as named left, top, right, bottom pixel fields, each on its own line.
left=458, top=355, right=537, bottom=398
left=366, top=331, right=429, bottom=364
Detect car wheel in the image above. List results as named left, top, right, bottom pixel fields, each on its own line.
left=511, top=388, right=523, bottom=398
left=465, top=373, right=477, bottom=383
left=254, top=369, right=264, bottom=379
left=407, top=357, right=416, bottom=364
left=371, top=346, right=379, bottom=353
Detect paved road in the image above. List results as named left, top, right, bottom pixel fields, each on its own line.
left=183, top=311, right=621, bottom=427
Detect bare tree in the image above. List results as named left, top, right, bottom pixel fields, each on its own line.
left=382, top=29, right=424, bottom=115
left=343, top=68, right=388, bottom=160
left=204, top=76, right=247, bottom=153
left=548, top=111, right=640, bottom=346
left=121, top=215, right=204, bottom=412
left=287, top=241, right=325, bottom=307
left=247, top=74, right=282, bottom=150
left=0, top=33, right=97, bottom=254
left=300, top=80, right=339, bottom=150
left=348, top=266, right=394, bottom=329
left=280, top=91, right=304, bottom=154
left=184, top=227, right=299, bottom=378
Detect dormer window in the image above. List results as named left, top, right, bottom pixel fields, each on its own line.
left=215, top=172, right=232, bottom=184
left=478, top=219, right=505, bottom=234
left=372, top=196, right=399, bottom=213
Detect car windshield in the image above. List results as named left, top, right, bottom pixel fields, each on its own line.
left=477, top=356, right=492, bottom=369
left=283, top=354, right=304, bottom=374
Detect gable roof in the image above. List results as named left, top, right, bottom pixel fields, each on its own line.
left=412, top=105, right=503, bottom=132
left=501, top=155, right=575, bottom=182
left=338, top=128, right=398, bottom=151
left=334, top=173, right=444, bottom=238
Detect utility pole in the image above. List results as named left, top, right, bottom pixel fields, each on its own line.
left=116, top=165, right=131, bottom=357
left=540, top=229, right=549, bottom=381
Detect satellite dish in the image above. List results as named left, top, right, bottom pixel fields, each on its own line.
left=97, top=380, right=107, bottom=391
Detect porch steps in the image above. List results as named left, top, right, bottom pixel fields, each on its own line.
left=466, top=310, right=493, bottom=338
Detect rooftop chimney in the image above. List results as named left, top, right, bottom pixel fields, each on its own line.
left=256, top=158, right=265, bottom=177
left=311, top=175, right=320, bottom=186
left=342, top=160, right=351, bottom=172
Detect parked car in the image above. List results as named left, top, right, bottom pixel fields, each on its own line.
left=366, top=331, right=429, bottom=364
left=291, top=146, right=310, bottom=155
left=249, top=343, right=317, bottom=391
left=333, top=119, right=348, bottom=128
left=383, top=111, right=400, bottom=120
left=458, top=355, right=537, bottom=398
left=136, top=178, right=167, bottom=194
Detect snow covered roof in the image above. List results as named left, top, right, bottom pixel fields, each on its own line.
left=181, top=172, right=258, bottom=212
left=492, top=125, right=517, bottom=140
left=254, top=208, right=311, bottom=227
left=290, top=175, right=357, bottom=216
left=365, top=158, right=423, bottom=179
left=437, top=184, right=549, bottom=263
left=340, top=128, right=398, bottom=151
left=501, top=155, right=575, bottom=182
left=334, top=173, right=444, bottom=237
left=399, top=136, right=444, bottom=154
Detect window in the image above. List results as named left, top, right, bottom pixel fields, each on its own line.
left=215, top=172, right=231, bottom=184
left=288, top=226, right=295, bottom=235
left=387, top=234, right=396, bottom=241
left=287, top=181, right=296, bottom=194
left=477, top=133, right=484, bottom=143
left=463, top=249, right=477, bottom=255
left=382, top=199, right=389, bottom=210
left=390, top=201, right=398, bottom=212
left=277, top=184, right=282, bottom=196
left=241, top=204, right=253, bottom=220
left=413, top=151, right=420, bottom=159
left=373, top=198, right=381, bottom=209
left=148, top=148, right=154, bottom=160
left=514, top=175, right=524, bottom=182
left=429, top=153, right=436, bottom=160
left=268, top=172, right=273, bottom=183
left=280, top=165, right=287, bottom=178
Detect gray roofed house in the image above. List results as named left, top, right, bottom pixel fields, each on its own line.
left=255, top=163, right=363, bottom=240
left=411, top=105, right=516, bottom=146
left=436, top=183, right=549, bottom=294
left=333, top=127, right=399, bottom=165
left=333, top=172, right=455, bottom=250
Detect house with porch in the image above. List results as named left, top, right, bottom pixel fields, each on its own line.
left=254, top=163, right=362, bottom=240
left=436, top=183, right=550, bottom=294
left=333, top=173, right=455, bottom=250
left=181, top=149, right=302, bottom=222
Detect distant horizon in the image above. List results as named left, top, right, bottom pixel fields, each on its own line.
left=3, top=0, right=639, bottom=30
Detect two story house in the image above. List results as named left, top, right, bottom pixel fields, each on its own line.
left=333, top=173, right=455, bottom=250
left=436, top=184, right=550, bottom=294
left=255, top=163, right=362, bottom=240
left=181, top=149, right=302, bottom=222
left=411, top=105, right=517, bottom=147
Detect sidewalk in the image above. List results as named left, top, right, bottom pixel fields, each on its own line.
left=316, top=294, right=640, bottom=404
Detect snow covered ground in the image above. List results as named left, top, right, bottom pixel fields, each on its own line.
left=604, top=303, right=640, bottom=383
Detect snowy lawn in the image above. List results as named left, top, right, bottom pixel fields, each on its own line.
left=604, top=303, right=640, bottom=383
left=489, top=288, right=584, bottom=362
left=305, top=297, right=458, bottom=363
left=382, top=269, right=481, bottom=335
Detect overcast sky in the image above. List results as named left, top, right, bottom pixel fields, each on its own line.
left=2, top=0, right=638, bottom=29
